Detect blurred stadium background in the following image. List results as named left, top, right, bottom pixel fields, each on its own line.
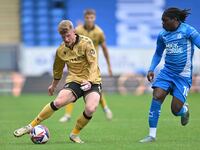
left=1, top=1, right=200, bottom=149
left=0, top=0, right=200, bottom=95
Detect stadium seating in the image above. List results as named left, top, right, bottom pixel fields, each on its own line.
left=20, top=0, right=65, bottom=46
left=0, top=0, right=20, bottom=44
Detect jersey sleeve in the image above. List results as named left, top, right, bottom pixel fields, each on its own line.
left=53, top=51, right=65, bottom=80
left=75, top=26, right=81, bottom=34
left=86, top=40, right=97, bottom=63
left=99, top=31, right=105, bottom=45
left=149, top=33, right=165, bottom=72
left=85, top=40, right=98, bottom=82
left=187, top=25, right=200, bottom=48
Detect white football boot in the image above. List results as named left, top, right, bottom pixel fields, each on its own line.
left=14, top=124, right=33, bottom=137
left=69, top=133, right=84, bottom=144
left=104, top=108, right=113, bottom=120
left=59, top=114, right=71, bottom=123
left=139, top=136, right=156, bottom=143
left=181, top=103, right=189, bottom=126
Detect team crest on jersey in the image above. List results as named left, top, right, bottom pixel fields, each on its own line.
left=177, top=33, right=182, bottom=39
left=90, top=49, right=95, bottom=55
left=87, top=41, right=93, bottom=45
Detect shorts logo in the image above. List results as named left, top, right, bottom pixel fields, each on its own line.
left=98, top=85, right=102, bottom=93
left=183, top=86, right=189, bottom=97
left=64, top=84, right=69, bottom=88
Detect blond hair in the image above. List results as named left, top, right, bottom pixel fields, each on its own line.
left=58, top=20, right=74, bottom=33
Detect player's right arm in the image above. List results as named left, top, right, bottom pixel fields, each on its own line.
left=48, top=51, right=65, bottom=96
left=48, top=80, right=60, bottom=96
left=148, top=33, right=165, bottom=82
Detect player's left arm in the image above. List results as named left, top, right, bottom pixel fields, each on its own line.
left=188, top=26, right=200, bottom=48
left=101, top=42, right=113, bottom=77
left=100, top=31, right=113, bottom=76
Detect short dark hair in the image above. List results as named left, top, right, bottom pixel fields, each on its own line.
left=84, top=9, right=96, bottom=16
left=163, top=7, right=191, bottom=22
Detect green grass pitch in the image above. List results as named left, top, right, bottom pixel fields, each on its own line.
left=1, top=93, right=200, bottom=150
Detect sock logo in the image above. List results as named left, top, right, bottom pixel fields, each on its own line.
left=149, top=111, right=154, bottom=118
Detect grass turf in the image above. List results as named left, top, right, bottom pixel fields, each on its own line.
left=1, top=93, right=200, bottom=150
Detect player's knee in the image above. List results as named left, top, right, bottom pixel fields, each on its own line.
left=54, top=92, right=74, bottom=108
left=85, top=105, right=98, bottom=115
left=53, top=101, right=63, bottom=109
left=53, top=96, right=67, bottom=109
left=50, top=101, right=59, bottom=111
left=152, top=88, right=168, bottom=102
left=83, top=111, right=92, bottom=120
left=153, top=92, right=164, bottom=101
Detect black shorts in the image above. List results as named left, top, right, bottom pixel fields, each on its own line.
left=63, top=82, right=102, bottom=101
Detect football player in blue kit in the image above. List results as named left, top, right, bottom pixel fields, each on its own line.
left=140, top=7, right=200, bottom=143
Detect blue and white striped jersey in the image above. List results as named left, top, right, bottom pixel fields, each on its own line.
left=149, top=23, right=200, bottom=78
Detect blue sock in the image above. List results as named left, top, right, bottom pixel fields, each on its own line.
left=149, top=99, right=162, bottom=128
left=175, top=105, right=187, bottom=116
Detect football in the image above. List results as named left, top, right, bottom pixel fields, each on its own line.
left=30, top=125, right=50, bottom=144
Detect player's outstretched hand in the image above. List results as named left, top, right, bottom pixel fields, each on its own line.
left=147, top=71, right=154, bottom=82
left=48, top=85, right=55, bottom=96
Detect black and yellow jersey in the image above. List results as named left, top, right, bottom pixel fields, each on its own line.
left=53, top=34, right=101, bottom=84
left=75, top=25, right=105, bottom=52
